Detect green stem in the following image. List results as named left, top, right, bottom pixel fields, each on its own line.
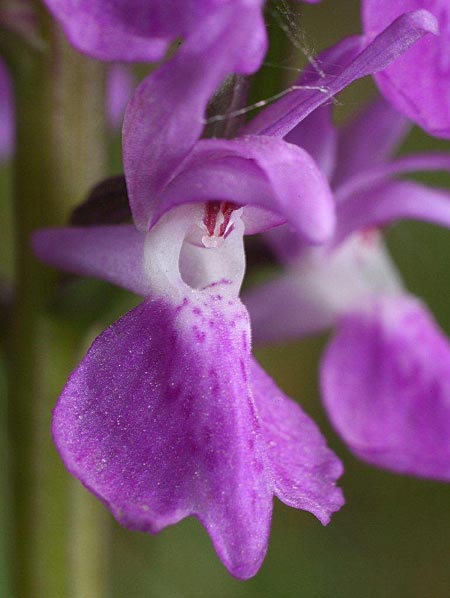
left=5, top=8, right=107, bottom=597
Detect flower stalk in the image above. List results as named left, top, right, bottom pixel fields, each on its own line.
left=4, top=6, right=107, bottom=596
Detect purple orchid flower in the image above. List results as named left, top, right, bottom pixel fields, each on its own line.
left=245, top=96, right=450, bottom=481
left=32, top=10, right=437, bottom=578
left=363, top=0, right=450, bottom=138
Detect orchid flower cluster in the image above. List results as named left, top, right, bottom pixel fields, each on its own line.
left=4, top=0, right=446, bottom=580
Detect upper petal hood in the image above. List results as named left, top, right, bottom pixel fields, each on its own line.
left=155, top=135, right=335, bottom=242
left=123, top=4, right=266, bottom=229
left=321, top=294, right=450, bottom=480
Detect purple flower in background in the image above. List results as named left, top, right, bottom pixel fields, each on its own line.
left=43, top=0, right=322, bottom=65
left=363, top=0, right=450, bottom=138
left=32, top=9, right=437, bottom=578
left=0, top=57, right=15, bottom=160
left=245, top=97, right=450, bottom=481
left=106, top=64, right=135, bottom=132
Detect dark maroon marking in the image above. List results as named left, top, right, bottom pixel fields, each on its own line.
left=203, top=201, right=239, bottom=238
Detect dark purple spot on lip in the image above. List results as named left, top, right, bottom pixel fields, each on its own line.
left=176, top=297, right=189, bottom=312
left=209, top=320, right=215, bottom=328
left=253, top=460, right=264, bottom=474
left=193, top=307, right=202, bottom=316
left=193, top=325, right=206, bottom=343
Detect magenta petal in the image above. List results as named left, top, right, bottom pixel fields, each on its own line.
left=32, top=225, right=150, bottom=296
left=333, top=98, right=410, bottom=186
left=53, top=295, right=273, bottom=579
left=321, top=295, right=450, bottom=480
left=42, top=0, right=170, bottom=61
left=106, top=64, right=135, bottom=132
left=123, top=5, right=266, bottom=229
left=156, top=135, right=335, bottom=242
left=285, top=107, right=337, bottom=180
left=336, top=180, right=450, bottom=243
left=244, top=269, right=336, bottom=344
left=251, top=359, right=344, bottom=524
left=245, top=10, right=437, bottom=138
left=335, top=152, right=450, bottom=201
left=0, top=57, right=14, bottom=161
left=363, top=0, right=450, bottom=138
left=42, top=1, right=265, bottom=64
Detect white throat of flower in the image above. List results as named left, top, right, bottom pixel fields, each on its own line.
left=144, top=204, right=246, bottom=301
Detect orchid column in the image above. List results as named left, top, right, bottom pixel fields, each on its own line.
left=3, top=4, right=107, bottom=596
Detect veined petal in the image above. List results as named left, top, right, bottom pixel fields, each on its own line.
left=245, top=234, right=402, bottom=345
left=363, top=0, right=450, bottom=138
left=53, top=293, right=273, bottom=579
left=251, top=359, right=344, bottom=524
left=321, top=295, right=450, bottom=480
left=336, top=180, right=450, bottom=244
left=245, top=10, right=437, bottom=138
left=123, top=4, right=266, bottom=229
left=155, top=135, right=335, bottom=243
left=32, top=225, right=150, bottom=296
left=0, top=57, right=14, bottom=161
left=333, top=98, right=410, bottom=187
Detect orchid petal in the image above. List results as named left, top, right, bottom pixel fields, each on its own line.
left=285, top=106, right=337, bottom=180
left=123, top=5, right=266, bottom=229
left=42, top=1, right=265, bottom=66
left=42, top=0, right=171, bottom=62
left=363, top=0, right=450, bottom=138
left=32, top=225, right=149, bottom=297
left=250, top=359, right=344, bottom=524
left=321, top=295, right=450, bottom=480
left=245, top=10, right=437, bottom=138
left=245, top=236, right=402, bottom=345
left=335, top=152, right=450, bottom=201
left=53, top=294, right=273, bottom=579
left=336, top=180, right=450, bottom=244
left=155, top=135, right=335, bottom=242
left=106, top=65, right=135, bottom=132
left=0, top=57, right=14, bottom=161
left=333, top=98, right=410, bottom=187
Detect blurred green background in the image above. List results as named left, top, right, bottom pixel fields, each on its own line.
left=1, top=0, right=450, bottom=596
